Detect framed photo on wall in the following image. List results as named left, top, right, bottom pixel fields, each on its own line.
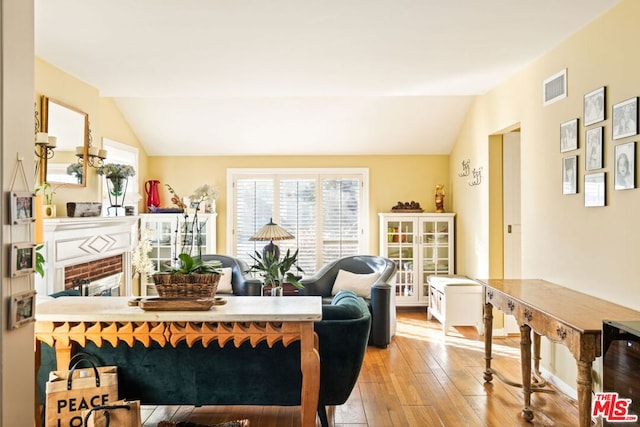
left=562, top=155, right=578, bottom=195
left=612, top=97, right=638, bottom=140
left=584, top=172, right=606, bottom=207
left=560, top=118, right=578, bottom=152
left=9, top=191, right=36, bottom=225
left=9, top=290, right=36, bottom=329
left=584, top=86, right=606, bottom=126
left=11, top=242, right=36, bottom=277
left=614, top=141, right=635, bottom=190
left=585, top=127, right=603, bottom=170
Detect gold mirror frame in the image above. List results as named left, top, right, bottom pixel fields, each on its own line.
left=39, top=96, right=88, bottom=187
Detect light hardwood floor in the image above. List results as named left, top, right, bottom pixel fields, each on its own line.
left=141, top=309, right=579, bottom=426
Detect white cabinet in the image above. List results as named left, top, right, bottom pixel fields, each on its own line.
left=379, top=212, right=455, bottom=306
left=427, top=275, right=483, bottom=335
left=139, top=213, right=216, bottom=295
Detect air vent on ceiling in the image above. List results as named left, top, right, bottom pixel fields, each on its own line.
left=543, top=69, right=567, bottom=106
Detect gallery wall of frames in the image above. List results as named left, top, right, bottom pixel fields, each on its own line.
left=558, top=82, right=637, bottom=207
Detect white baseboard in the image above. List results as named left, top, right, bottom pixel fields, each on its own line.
left=492, top=328, right=507, bottom=337
left=538, top=366, right=577, bottom=400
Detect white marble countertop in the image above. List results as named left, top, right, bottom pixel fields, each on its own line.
left=36, top=296, right=323, bottom=322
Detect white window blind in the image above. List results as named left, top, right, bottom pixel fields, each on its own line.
left=229, top=169, right=368, bottom=274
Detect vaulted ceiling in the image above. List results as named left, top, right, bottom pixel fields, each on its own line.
left=35, top=0, right=621, bottom=156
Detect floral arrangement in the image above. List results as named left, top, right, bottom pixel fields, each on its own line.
left=165, top=184, right=187, bottom=210
left=97, top=163, right=136, bottom=178
left=165, top=183, right=218, bottom=211
left=98, top=163, right=136, bottom=199
left=163, top=183, right=219, bottom=272
left=132, top=226, right=156, bottom=277
left=66, top=163, right=83, bottom=182
left=189, top=184, right=218, bottom=206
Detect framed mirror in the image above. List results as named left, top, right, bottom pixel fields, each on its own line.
left=39, top=96, right=88, bottom=187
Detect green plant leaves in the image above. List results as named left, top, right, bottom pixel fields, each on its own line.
left=171, top=253, right=222, bottom=275
left=35, top=244, right=45, bottom=278
left=247, top=249, right=304, bottom=289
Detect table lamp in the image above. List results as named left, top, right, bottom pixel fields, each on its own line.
left=249, top=218, right=294, bottom=260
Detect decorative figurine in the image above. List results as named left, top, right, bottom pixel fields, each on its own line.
left=435, top=185, right=445, bottom=213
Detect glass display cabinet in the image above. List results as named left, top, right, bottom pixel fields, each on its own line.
left=379, top=212, right=455, bottom=306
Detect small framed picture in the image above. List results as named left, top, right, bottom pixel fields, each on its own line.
left=614, top=141, right=635, bottom=190
left=584, top=87, right=606, bottom=126
left=560, top=118, right=578, bottom=152
left=11, top=242, right=37, bottom=277
left=612, top=97, right=638, bottom=140
left=9, top=191, right=36, bottom=224
left=584, top=172, right=606, bottom=207
left=9, top=290, right=36, bottom=329
left=585, top=127, right=603, bottom=170
left=562, top=155, right=578, bottom=195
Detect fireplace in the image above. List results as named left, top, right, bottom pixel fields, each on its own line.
left=35, top=216, right=138, bottom=296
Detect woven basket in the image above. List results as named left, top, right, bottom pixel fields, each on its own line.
left=152, top=273, right=220, bottom=298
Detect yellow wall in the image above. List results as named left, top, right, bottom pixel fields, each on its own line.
left=451, top=0, right=640, bottom=391
left=35, top=58, right=148, bottom=213
left=35, top=61, right=452, bottom=255
left=149, top=155, right=450, bottom=255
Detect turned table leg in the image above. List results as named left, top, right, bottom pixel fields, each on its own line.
left=531, top=332, right=549, bottom=387
left=483, top=302, right=494, bottom=382
left=577, top=360, right=594, bottom=427
left=520, top=323, right=533, bottom=422
left=533, top=332, right=541, bottom=376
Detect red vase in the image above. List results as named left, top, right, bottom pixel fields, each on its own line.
left=145, top=180, right=161, bottom=209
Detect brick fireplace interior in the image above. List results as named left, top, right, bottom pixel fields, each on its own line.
left=63, top=254, right=123, bottom=290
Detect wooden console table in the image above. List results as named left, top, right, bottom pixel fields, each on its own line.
left=35, top=296, right=322, bottom=427
left=480, top=279, right=640, bottom=427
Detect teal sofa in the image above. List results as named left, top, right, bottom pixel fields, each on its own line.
left=38, top=290, right=371, bottom=427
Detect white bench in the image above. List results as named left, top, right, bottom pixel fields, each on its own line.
left=427, top=275, right=484, bottom=335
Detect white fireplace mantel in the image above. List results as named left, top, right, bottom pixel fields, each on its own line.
left=36, top=216, right=139, bottom=296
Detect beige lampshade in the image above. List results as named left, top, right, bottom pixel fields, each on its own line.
left=249, top=218, right=294, bottom=241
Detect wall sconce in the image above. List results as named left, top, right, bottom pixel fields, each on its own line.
left=34, top=132, right=56, bottom=159
left=75, top=126, right=107, bottom=168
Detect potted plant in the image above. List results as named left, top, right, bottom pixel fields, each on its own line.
left=247, top=249, right=304, bottom=296
left=35, top=182, right=56, bottom=218
left=97, top=163, right=136, bottom=213
left=151, top=183, right=221, bottom=298
left=152, top=253, right=222, bottom=298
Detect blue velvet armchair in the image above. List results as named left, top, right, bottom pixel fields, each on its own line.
left=299, top=255, right=397, bottom=347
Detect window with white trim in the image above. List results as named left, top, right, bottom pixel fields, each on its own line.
left=229, top=168, right=369, bottom=275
